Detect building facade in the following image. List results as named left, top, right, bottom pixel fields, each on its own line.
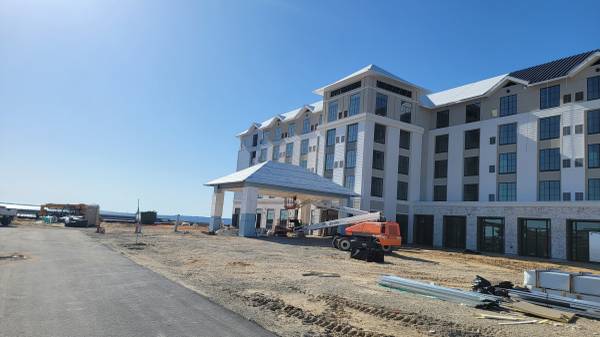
left=234, top=50, right=600, bottom=262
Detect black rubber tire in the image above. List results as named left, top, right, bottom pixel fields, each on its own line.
left=332, top=237, right=340, bottom=249
left=381, top=245, right=393, bottom=253
left=1, top=216, right=11, bottom=226
left=338, top=238, right=351, bottom=251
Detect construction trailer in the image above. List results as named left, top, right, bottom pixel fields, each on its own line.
left=39, top=203, right=100, bottom=227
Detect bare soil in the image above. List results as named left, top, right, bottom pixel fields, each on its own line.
left=40, top=221, right=600, bottom=337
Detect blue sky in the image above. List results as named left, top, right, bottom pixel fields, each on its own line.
left=1, top=0, right=599, bottom=215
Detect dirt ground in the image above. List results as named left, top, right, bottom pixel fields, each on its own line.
left=27, top=220, right=600, bottom=337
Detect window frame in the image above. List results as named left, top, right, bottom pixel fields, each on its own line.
left=499, top=94, right=517, bottom=116
left=540, top=85, right=560, bottom=110
left=498, top=123, right=517, bottom=145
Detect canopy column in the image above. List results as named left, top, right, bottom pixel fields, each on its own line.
left=238, top=186, right=258, bottom=237
left=208, top=187, right=225, bottom=232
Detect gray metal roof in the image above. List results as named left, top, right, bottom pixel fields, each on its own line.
left=205, top=161, right=358, bottom=199
left=509, top=49, right=600, bottom=84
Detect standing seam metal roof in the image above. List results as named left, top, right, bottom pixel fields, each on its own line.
left=508, top=49, right=599, bottom=84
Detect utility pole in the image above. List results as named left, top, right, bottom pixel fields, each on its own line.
left=174, top=214, right=180, bottom=232
left=135, top=198, right=142, bottom=237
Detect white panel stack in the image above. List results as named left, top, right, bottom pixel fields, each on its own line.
left=590, top=232, right=600, bottom=263
left=523, top=270, right=600, bottom=303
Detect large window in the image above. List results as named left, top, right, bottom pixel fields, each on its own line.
left=371, top=177, right=383, bottom=197
left=500, top=94, right=517, bottom=116
left=375, top=93, right=388, bottom=116
left=463, top=184, right=479, bottom=201
left=588, top=75, right=600, bottom=101
left=589, top=179, right=600, bottom=200
left=588, top=110, right=600, bottom=135
left=376, top=80, right=412, bottom=98
left=540, top=85, right=560, bottom=109
left=399, top=130, right=411, bottom=150
left=285, top=143, right=293, bottom=157
left=347, top=123, right=358, bottom=143
left=434, top=160, right=447, bottom=178
left=400, top=102, right=412, bottom=123
left=465, top=102, right=480, bottom=123
left=327, top=101, right=338, bottom=122
left=374, top=123, right=386, bottom=144
left=433, top=185, right=447, bottom=201
left=272, top=145, right=280, bottom=160
left=436, top=110, right=449, bottom=128
left=444, top=216, right=467, bottom=249
left=302, top=118, right=310, bottom=134
left=498, top=182, right=516, bottom=201
left=464, top=156, right=479, bottom=176
left=568, top=220, right=600, bottom=262
left=498, top=123, right=517, bottom=145
left=539, top=115, right=561, bottom=140
left=589, top=144, right=600, bottom=168
left=464, top=129, right=480, bottom=149
left=372, top=150, right=385, bottom=170
left=478, top=218, right=505, bottom=253
left=259, top=148, right=267, bottom=162
left=519, top=218, right=550, bottom=258
left=539, top=148, right=560, bottom=171
left=349, top=93, right=361, bottom=116
left=324, top=153, right=334, bottom=170
left=344, top=175, right=355, bottom=190
left=288, top=123, right=296, bottom=137
left=345, top=150, right=356, bottom=168
left=326, top=129, right=336, bottom=146
left=397, top=181, right=408, bottom=201
left=435, top=134, right=448, bottom=153
left=300, top=159, right=307, bottom=168
left=498, top=152, right=517, bottom=174
left=300, top=139, right=309, bottom=155
left=538, top=180, right=561, bottom=201
left=330, top=81, right=361, bottom=98
left=398, top=155, right=409, bottom=175
left=275, top=127, right=281, bottom=140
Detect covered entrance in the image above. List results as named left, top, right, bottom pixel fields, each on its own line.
left=443, top=216, right=466, bottom=249
left=414, top=215, right=434, bottom=246
left=205, top=161, right=358, bottom=237
left=477, top=217, right=504, bottom=253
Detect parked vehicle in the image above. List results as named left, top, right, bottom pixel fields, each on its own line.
left=0, top=206, right=17, bottom=226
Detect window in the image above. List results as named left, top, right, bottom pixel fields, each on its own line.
left=500, top=94, right=517, bottom=116
left=325, top=153, right=334, bottom=170
left=563, top=126, right=571, bottom=136
left=436, top=110, right=449, bottom=128
left=563, top=159, right=571, bottom=168
left=499, top=123, right=517, bottom=145
left=400, top=102, right=412, bottom=123
left=434, top=160, right=447, bottom=178
left=588, top=75, right=600, bottom=101
left=252, top=134, right=258, bottom=146
left=538, top=180, right=561, bottom=201
left=274, top=127, right=281, bottom=140
left=326, top=129, right=336, bottom=146
left=259, top=148, right=267, bottom=162
left=540, top=85, right=560, bottom=109
left=302, top=118, right=310, bottom=134
left=568, top=220, right=600, bottom=262
left=300, top=160, right=307, bottom=168
left=300, top=139, right=309, bottom=155
left=272, top=145, right=280, bottom=160
left=344, top=175, right=355, bottom=190
left=464, top=129, right=480, bottom=150
left=589, top=179, right=600, bottom=200
left=261, top=131, right=270, bottom=144
left=349, top=93, right=361, bottom=116
left=588, top=110, right=600, bottom=135
left=490, top=136, right=496, bottom=145
left=399, top=130, right=410, bottom=150
left=434, top=185, right=447, bottom=201
left=435, top=134, right=449, bottom=153
left=288, top=123, right=296, bottom=137
left=539, top=148, right=560, bottom=171
left=575, top=158, right=583, bottom=167
left=343, top=124, right=358, bottom=144
left=498, top=182, right=516, bottom=201
left=374, top=124, right=386, bottom=144
left=575, top=124, right=584, bottom=134
left=330, top=81, right=361, bottom=98
left=465, top=102, right=480, bottom=123
left=575, top=91, right=584, bottom=101
left=345, top=150, right=356, bottom=168
left=327, top=101, right=338, bottom=122
left=375, top=93, right=388, bottom=116
left=498, top=152, right=517, bottom=174
left=285, top=143, right=293, bottom=157
left=376, top=80, right=412, bottom=98
left=563, top=192, right=571, bottom=201
left=463, top=184, right=479, bottom=201
left=464, top=156, right=479, bottom=176
left=372, top=150, right=385, bottom=170
left=489, top=165, right=495, bottom=173
left=397, top=181, right=408, bottom=201
left=398, top=155, right=409, bottom=175
left=563, top=94, right=572, bottom=104
left=576, top=192, right=584, bottom=201
left=478, top=217, right=505, bottom=253
left=589, top=144, right=600, bottom=168
left=371, top=177, right=383, bottom=197
left=519, top=218, right=550, bottom=258
left=488, top=194, right=495, bottom=201
left=539, top=115, right=561, bottom=140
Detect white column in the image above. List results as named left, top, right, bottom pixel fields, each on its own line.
left=238, top=186, right=258, bottom=237
left=209, top=187, right=225, bottom=232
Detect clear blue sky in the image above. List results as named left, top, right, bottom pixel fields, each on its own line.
left=1, top=0, right=598, bottom=215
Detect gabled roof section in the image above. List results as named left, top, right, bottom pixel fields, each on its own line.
left=509, top=49, right=600, bottom=84
left=236, top=122, right=261, bottom=137
left=421, top=74, right=508, bottom=108
left=313, top=64, right=427, bottom=96
left=205, top=161, right=358, bottom=199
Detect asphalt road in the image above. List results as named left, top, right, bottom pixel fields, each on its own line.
left=0, top=226, right=277, bottom=337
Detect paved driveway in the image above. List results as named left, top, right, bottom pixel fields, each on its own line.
left=0, top=226, right=276, bottom=337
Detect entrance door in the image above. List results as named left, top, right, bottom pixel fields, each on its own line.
left=478, top=217, right=505, bottom=253
left=414, top=215, right=434, bottom=246
left=266, top=209, right=275, bottom=230
left=444, top=216, right=466, bottom=249
left=232, top=208, right=240, bottom=228
left=519, top=218, right=550, bottom=258
left=255, top=211, right=262, bottom=229
left=568, top=220, right=600, bottom=262
left=396, top=214, right=408, bottom=243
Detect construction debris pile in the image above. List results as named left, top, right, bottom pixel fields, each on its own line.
left=379, top=269, right=600, bottom=325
